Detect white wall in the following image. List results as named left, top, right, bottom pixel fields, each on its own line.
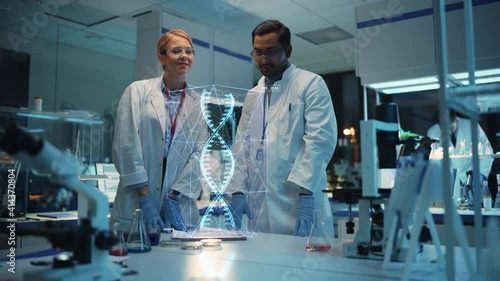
left=136, top=11, right=253, bottom=89
left=0, top=27, right=135, bottom=161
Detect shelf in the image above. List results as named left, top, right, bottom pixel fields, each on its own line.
left=429, top=153, right=500, bottom=160
left=0, top=106, right=104, bottom=125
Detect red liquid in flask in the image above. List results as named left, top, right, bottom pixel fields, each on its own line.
left=109, top=248, right=128, bottom=256
left=306, top=244, right=331, bottom=252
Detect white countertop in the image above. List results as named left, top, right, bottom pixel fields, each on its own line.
left=5, top=233, right=476, bottom=281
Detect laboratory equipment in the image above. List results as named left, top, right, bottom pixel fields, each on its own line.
left=0, top=122, right=121, bottom=280
left=340, top=102, right=400, bottom=260
left=148, top=227, right=161, bottom=246
left=126, top=208, right=152, bottom=253
left=200, top=238, right=222, bottom=248
left=457, top=170, right=475, bottom=210
left=181, top=241, right=203, bottom=250
left=482, top=181, right=492, bottom=211
left=306, top=209, right=332, bottom=252
left=33, top=96, right=43, bottom=111
left=159, top=240, right=181, bottom=248
left=109, top=222, right=128, bottom=256
left=331, top=102, right=438, bottom=261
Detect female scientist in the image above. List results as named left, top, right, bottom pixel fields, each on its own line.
left=110, top=29, right=205, bottom=232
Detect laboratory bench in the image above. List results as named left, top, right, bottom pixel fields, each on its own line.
left=335, top=206, right=500, bottom=246
left=3, top=232, right=476, bottom=281
left=0, top=212, right=78, bottom=256
left=336, top=207, right=500, bottom=225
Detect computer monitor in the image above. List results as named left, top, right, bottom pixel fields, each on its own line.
left=95, top=163, right=120, bottom=204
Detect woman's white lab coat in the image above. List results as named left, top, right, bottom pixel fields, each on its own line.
left=230, top=64, right=337, bottom=238
left=427, top=117, right=493, bottom=202
left=110, top=77, right=206, bottom=231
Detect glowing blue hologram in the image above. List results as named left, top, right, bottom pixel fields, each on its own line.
left=173, top=84, right=268, bottom=238
left=200, top=85, right=236, bottom=230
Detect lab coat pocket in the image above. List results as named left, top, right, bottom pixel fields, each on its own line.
left=279, top=103, right=304, bottom=135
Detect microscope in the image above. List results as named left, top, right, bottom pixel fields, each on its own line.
left=337, top=103, right=434, bottom=260
left=0, top=122, right=122, bottom=281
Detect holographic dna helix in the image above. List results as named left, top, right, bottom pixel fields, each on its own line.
left=199, top=86, right=236, bottom=229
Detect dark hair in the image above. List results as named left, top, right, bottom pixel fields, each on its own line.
left=252, top=20, right=291, bottom=48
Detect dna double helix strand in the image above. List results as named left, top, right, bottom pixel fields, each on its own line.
left=199, top=86, right=236, bottom=230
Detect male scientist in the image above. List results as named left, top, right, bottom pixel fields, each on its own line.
left=227, top=20, right=337, bottom=237
left=427, top=110, right=493, bottom=205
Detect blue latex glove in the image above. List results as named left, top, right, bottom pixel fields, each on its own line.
left=294, top=195, right=314, bottom=237
left=139, top=193, right=166, bottom=229
left=162, top=195, right=188, bottom=232
left=228, top=194, right=253, bottom=230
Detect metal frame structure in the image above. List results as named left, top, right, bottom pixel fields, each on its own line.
left=435, top=0, right=500, bottom=279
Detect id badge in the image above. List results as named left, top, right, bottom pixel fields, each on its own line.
left=255, top=148, right=263, bottom=160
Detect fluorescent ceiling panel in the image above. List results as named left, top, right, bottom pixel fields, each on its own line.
left=451, top=68, right=500, bottom=80
left=296, top=26, right=353, bottom=45
left=369, top=77, right=438, bottom=90
left=459, top=77, right=500, bottom=85
left=382, top=83, right=440, bottom=94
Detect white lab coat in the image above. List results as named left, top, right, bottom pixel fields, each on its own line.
left=427, top=117, right=493, bottom=202
left=229, top=64, right=337, bottom=238
left=110, top=77, right=206, bottom=231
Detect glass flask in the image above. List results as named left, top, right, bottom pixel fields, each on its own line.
left=306, top=209, right=332, bottom=252
left=126, top=209, right=151, bottom=253
left=109, top=222, right=128, bottom=256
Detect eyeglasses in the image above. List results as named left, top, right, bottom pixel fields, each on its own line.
left=160, top=48, right=195, bottom=58
left=250, top=48, right=283, bottom=59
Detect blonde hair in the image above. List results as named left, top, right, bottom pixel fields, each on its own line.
left=157, top=29, right=194, bottom=55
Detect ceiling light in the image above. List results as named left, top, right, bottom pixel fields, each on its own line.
left=459, top=76, right=500, bottom=85
left=369, top=77, right=438, bottom=90
left=296, top=26, right=353, bottom=45
left=450, top=68, right=500, bottom=80
left=382, top=83, right=440, bottom=94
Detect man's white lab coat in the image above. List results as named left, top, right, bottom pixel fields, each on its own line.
left=230, top=64, right=337, bottom=237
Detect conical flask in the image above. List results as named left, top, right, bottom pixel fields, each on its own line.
left=306, top=209, right=332, bottom=252
left=109, top=222, right=128, bottom=256
left=126, top=209, right=151, bottom=253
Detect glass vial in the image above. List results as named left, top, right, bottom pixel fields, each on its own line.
left=306, top=209, right=332, bottom=252
left=126, top=209, right=151, bottom=253
left=109, top=222, right=128, bottom=256
left=483, top=181, right=492, bottom=211
left=33, top=96, right=42, bottom=111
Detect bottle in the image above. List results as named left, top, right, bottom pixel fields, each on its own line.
left=483, top=181, right=492, bottom=211
left=148, top=228, right=160, bottom=246
left=33, top=96, right=42, bottom=111
left=126, top=209, right=151, bottom=253
left=109, top=222, right=128, bottom=256
left=306, top=209, right=332, bottom=252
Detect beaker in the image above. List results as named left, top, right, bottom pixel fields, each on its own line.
left=306, top=209, right=332, bottom=252
left=126, top=209, right=151, bottom=253
left=109, top=222, right=128, bottom=256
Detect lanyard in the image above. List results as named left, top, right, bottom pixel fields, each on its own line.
left=261, top=88, right=269, bottom=146
left=165, top=88, right=186, bottom=141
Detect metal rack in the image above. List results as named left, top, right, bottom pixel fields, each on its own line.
left=434, top=0, right=500, bottom=280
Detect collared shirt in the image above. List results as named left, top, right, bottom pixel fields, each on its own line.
left=161, top=82, right=184, bottom=157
